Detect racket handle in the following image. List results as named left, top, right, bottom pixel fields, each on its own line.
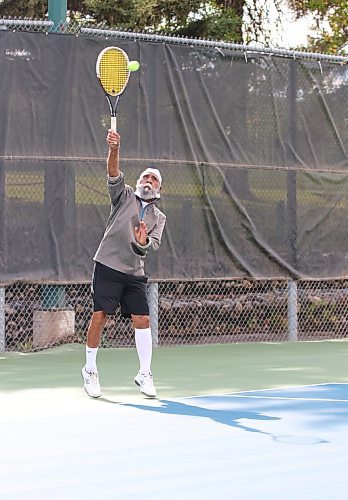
left=111, top=116, right=117, bottom=132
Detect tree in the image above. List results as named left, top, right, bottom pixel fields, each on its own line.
left=82, top=0, right=244, bottom=42
left=0, top=0, right=48, bottom=18
left=0, top=0, right=346, bottom=53
left=287, top=0, right=348, bottom=54
left=82, top=0, right=137, bottom=28
left=0, top=1, right=247, bottom=43
left=0, top=0, right=93, bottom=18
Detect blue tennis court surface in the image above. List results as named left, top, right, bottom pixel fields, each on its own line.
left=236, top=383, right=348, bottom=400
left=125, top=383, right=348, bottom=443
left=1, top=383, right=348, bottom=499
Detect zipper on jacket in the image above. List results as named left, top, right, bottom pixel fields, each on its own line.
left=140, top=205, right=146, bottom=221
left=138, top=199, right=156, bottom=221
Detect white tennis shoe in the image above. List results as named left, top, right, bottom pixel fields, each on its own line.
left=134, top=371, right=157, bottom=398
left=81, top=366, right=101, bottom=398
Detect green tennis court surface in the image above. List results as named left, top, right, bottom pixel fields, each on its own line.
left=1, top=341, right=348, bottom=499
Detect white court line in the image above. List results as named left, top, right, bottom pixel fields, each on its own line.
left=226, top=395, right=348, bottom=402
left=178, top=382, right=348, bottom=401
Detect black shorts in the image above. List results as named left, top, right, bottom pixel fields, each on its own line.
left=92, top=262, right=149, bottom=318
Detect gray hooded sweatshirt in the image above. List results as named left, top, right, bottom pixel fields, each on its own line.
left=94, top=172, right=166, bottom=276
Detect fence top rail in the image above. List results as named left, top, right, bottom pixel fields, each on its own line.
left=0, top=18, right=53, bottom=27
left=0, top=17, right=347, bottom=65
left=80, top=27, right=348, bottom=64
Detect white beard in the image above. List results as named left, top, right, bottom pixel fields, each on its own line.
left=135, top=182, right=160, bottom=200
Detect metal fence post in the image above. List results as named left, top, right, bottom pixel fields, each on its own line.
left=148, top=282, right=159, bottom=347
left=48, top=0, right=67, bottom=31
left=287, top=279, right=298, bottom=341
left=0, top=287, right=5, bottom=352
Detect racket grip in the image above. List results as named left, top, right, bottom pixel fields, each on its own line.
left=111, top=116, right=117, bottom=132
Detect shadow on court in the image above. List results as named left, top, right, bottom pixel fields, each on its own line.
left=97, top=383, right=348, bottom=445
left=120, top=399, right=280, bottom=435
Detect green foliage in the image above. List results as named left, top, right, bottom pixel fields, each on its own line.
left=151, top=3, right=243, bottom=42
left=0, top=0, right=48, bottom=18
left=288, top=0, right=348, bottom=54
left=180, top=7, right=242, bottom=42
left=0, top=0, right=90, bottom=19
left=83, top=0, right=243, bottom=42
left=308, top=2, right=348, bottom=54
left=83, top=0, right=137, bottom=27
left=0, top=0, right=346, bottom=53
left=0, top=0, right=243, bottom=42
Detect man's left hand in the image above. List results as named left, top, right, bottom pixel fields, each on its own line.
left=134, top=220, right=148, bottom=246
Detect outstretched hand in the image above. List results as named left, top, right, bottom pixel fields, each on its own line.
left=134, top=220, right=148, bottom=246
left=107, top=129, right=120, bottom=150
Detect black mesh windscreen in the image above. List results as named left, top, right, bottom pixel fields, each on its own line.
left=1, top=31, right=348, bottom=283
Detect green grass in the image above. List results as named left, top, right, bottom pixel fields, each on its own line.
left=5, top=171, right=348, bottom=210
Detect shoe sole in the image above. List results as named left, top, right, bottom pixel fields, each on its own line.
left=81, top=371, right=101, bottom=398
left=134, top=378, right=157, bottom=398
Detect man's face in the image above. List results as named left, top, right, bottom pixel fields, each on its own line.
left=137, top=173, right=161, bottom=200
left=140, top=173, right=161, bottom=190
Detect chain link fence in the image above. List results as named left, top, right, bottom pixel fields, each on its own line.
left=0, top=17, right=346, bottom=63
left=1, top=279, right=348, bottom=352
left=1, top=18, right=348, bottom=352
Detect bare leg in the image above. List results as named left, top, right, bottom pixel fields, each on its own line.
left=87, top=310, right=107, bottom=347
left=131, top=314, right=150, bottom=330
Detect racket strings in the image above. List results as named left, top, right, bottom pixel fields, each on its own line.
left=99, top=49, right=129, bottom=96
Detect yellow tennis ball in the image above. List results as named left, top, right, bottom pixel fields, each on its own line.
left=128, top=60, right=140, bottom=72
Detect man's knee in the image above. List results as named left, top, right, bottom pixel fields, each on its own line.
left=132, top=314, right=150, bottom=329
left=92, top=310, right=107, bottom=326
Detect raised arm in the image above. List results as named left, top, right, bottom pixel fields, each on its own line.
left=106, top=129, right=120, bottom=177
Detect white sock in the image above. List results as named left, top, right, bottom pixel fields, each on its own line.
left=85, top=345, right=98, bottom=373
left=135, top=328, right=152, bottom=373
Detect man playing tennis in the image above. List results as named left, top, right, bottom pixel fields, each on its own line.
left=81, top=129, right=166, bottom=398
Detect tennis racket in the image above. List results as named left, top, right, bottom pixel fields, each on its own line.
left=96, top=46, right=130, bottom=132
